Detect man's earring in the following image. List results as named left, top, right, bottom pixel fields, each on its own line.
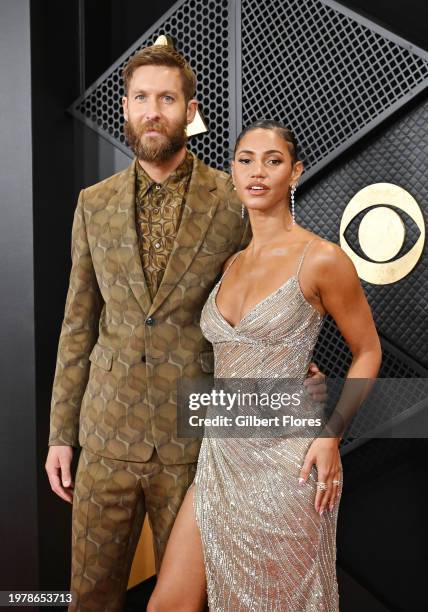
left=290, top=184, right=297, bottom=225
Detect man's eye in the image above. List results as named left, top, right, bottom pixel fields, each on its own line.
left=135, top=95, right=145, bottom=101
left=163, top=96, right=174, bottom=102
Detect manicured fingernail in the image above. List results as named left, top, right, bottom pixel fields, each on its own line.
left=298, top=478, right=305, bottom=485
left=64, top=480, right=70, bottom=487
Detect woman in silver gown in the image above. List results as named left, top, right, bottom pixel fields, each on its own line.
left=149, top=121, right=381, bottom=611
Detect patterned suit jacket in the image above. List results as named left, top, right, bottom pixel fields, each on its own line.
left=49, top=153, right=251, bottom=464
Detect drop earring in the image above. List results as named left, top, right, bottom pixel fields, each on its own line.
left=233, top=184, right=245, bottom=219
left=290, top=184, right=297, bottom=225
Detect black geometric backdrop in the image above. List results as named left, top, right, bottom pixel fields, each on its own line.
left=240, top=0, right=428, bottom=180
left=72, top=0, right=231, bottom=169
left=69, top=0, right=428, bottom=448
left=305, top=97, right=428, bottom=373
left=70, top=0, right=428, bottom=179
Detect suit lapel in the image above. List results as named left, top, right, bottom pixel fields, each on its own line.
left=148, top=154, right=220, bottom=315
left=108, top=160, right=152, bottom=316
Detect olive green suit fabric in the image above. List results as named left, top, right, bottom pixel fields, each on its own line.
left=50, top=154, right=251, bottom=610
left=49, top=153, right=250, bottom=465
left=70, top=448, right=197, bottom=611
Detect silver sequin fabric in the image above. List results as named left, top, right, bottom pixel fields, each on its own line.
left=193, top=240, right=342, bottom=611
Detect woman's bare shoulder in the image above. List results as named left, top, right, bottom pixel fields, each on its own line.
left=303, top=232, right=358, bottom=277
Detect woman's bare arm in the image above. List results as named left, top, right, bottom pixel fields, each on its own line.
left=299, top=241, right=382, bottom=514
left=315, top=241, right=382, bottom=381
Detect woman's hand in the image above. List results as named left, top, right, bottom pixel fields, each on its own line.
left=298, top=437, right=342, bottom=515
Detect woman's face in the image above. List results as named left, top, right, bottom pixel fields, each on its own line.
left=232, top=128, right=303, bottom=213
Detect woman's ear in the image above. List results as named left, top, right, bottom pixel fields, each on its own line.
left=292, top=160, right=304, bottom=184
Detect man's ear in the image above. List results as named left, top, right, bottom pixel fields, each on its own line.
left=122, top=96, right=129, bottom=122
left=186, top=99, right=198, bottom=124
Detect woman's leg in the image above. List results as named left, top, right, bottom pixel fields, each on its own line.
left=147, top=484, right=207, bottom=612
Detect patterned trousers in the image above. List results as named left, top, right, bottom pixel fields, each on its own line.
left=69, top=447, right=197, bottom=611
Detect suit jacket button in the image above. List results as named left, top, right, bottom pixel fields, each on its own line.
left=141, top=354, right=146, bottom=362
left=146, top=316, right=155, bottom=326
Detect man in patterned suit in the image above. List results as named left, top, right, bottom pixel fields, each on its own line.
left=45, top=45, right=325, bottom=610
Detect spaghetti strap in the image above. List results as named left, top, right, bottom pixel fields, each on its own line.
left=218, top=250, right=242, bottom=284
left=296, top=239, right=317, bottom=280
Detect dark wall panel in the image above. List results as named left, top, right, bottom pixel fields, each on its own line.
left=300, top=95, right=428, bottom=369
left=342, top=0, right=428, bottom=51
left=0, top=0, right=38, bottom=589
left=84, top=0, right=177, bottom=88
left=339, top=438, right=428, bottom=611
left=31, top=0, right=81, bottom=591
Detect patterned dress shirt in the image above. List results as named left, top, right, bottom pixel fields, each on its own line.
left=135, top=150, right=194, bottom=300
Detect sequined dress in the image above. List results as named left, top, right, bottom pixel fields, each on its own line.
left=193, top=240, right=341, bottom=611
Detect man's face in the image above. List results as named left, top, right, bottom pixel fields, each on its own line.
left=122, top=65, right=197, bottom=162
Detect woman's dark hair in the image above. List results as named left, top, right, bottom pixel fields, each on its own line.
left=233, top=120, right=300, bottom=163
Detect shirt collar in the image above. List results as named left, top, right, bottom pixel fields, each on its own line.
left=135, top=149, right=194, bottom=198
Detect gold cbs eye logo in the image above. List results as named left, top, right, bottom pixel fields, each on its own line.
left=339, top=183, right=425, bottom=285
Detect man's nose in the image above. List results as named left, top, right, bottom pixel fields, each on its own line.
left=143, top=99, right=161, bottom=121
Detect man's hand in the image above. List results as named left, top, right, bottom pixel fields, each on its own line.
left=45, top=445, right=74, bottom=503
left=304, top=362, right=327, bottom=404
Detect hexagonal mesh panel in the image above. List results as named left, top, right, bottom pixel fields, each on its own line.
left=240, top=0, right=428, bottom=181
left=71, top=0, right=231, bottom=169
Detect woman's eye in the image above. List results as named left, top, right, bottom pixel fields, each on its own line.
left=267, top=159, right=281, bottom=165
left=238, top=158, right=251, bottom=164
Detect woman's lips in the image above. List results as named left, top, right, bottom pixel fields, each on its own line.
left=246, top=185, right=270, bottom=195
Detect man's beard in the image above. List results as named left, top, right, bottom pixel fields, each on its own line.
left=124, top=116, right=187, bottom=162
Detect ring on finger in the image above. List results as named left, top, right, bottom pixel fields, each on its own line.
left=332, top=480, right=342, bottom=486
left=316, top=481, right=327, bottom=491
